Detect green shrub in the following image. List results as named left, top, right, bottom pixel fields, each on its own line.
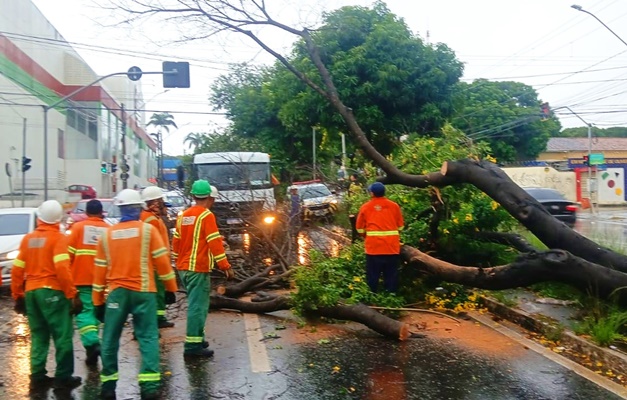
left=575, top=312, right=627, bottom=346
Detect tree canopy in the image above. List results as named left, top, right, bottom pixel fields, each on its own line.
left=451, top=80, right=561, bottom=162
left=211, top=2, right=464, bottom=164
left=556, top=126, right=627, bottom=138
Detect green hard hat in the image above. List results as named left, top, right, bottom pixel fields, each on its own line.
left=190, top=180, right=212, bottom=198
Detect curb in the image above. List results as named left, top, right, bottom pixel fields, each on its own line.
left=481, top=296, right=627, bottom=377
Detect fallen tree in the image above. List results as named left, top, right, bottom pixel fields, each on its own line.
left=120, top=1, right=627, bottom=338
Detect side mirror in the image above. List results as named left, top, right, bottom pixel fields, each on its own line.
left=164, top=201, right=173, bottom=208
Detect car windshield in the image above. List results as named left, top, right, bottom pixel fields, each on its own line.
left=299, top=185, right=332, bottom=200
left=166, top=195, right=185, bottom=207
left=526, top=188, right=565, bottom=201
left=0, top=214, right=31, bottom=235
left=73, top=200, right=114, bottom=214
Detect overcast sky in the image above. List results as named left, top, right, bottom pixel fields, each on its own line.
left=26, top=0, right=627, bottom=155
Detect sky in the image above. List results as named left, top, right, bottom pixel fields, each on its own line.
left=26, top=0, right=627, bottom=155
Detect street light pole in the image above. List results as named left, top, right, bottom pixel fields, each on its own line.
left=562, top=105, right=595, bottom=214
left=571, top=5, right=627, bottom=47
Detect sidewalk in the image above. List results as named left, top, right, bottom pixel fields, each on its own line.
left=481, top=288, right=627, bottom=387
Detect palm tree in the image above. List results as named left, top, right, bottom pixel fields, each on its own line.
left=147, top=113, right=177, bottom=187
left=184, top=132, right=205, bottom=153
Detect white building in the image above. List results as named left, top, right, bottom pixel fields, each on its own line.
left=0, top=0, right=158, bottom=206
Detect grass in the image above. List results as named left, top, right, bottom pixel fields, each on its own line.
left=530, top=282, right=583, bottom=302
left=574, top=311, right=627, bottom=346
left=489, top=291, right=517, bottom=307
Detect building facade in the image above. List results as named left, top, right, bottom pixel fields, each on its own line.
left=538, top=137, right=627, bottom=205
left=0, top=0, right=157, bottom=205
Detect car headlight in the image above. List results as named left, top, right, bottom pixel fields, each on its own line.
left=65, top=230, right=72, bottom=236
left=177, top=210, right=183, bottom=217
left=66, top=216, right=74, bottom=225
left=0, top=250, right=19, bottom=261
left=330, top=199, right=338, bottom=204
left=263, top=216, right=276, bottom=224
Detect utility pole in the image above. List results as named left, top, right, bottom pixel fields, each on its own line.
left=587, top=123, right=594, bottom=215
left=121, top=103, right=128, bottom=190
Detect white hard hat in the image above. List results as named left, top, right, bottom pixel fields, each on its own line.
left=209, top=185, right=219, bottom=198
left=114, top=189, right=144, bottom=206
left=141, top=186, right=164, bottom=202
left=37, top=200, right=63, bottom=224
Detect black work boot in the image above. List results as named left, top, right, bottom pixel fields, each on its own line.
left=141, top=390, right=160, bottom=399
left=202, top=340, right=210, bottom=349
left=53, top=376, right=82, bottom=390
left=85, top=344, right=101, bottom=366
left=184, top=348, right=215, bottom=358
left=158, top=320, right=175, bottom=329
left=29, top=375, right=53, bottom=391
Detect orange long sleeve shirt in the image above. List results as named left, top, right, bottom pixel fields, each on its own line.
left=140, top=210, right=170, bottom=254
left=356, top=197, right=404, bottom=255
left=92, top=220, right=177, bottom=306
left=172, top=205, right=230, bottom=272
left=11, top=222, right=77, bottom=300
left=67, top=216, right=110, bottom=286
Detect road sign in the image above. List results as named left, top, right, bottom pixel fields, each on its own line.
left=589, top=153, right=605, bottom=166
left=120, top=172, right=130, bottom=180
left=127, top=66, right=143, bottom=81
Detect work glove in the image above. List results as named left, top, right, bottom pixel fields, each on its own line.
left=14, top=297, right=27, bottom=315
left=95, top=305, right=106, bottom=323
left=71, top=297, right=83, bottom=316
left=224, top=268, right=235, bottom=281
left=165, top=291, right=176, bottom=305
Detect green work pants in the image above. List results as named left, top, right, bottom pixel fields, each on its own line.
left=75, top=286, right=100, bottom=348
left=180, top=271, right=211, bottom=351
left=155, top=272, right=167, bottom=322
left=25, top=288, right=74, bottom=380
left=100, top=288, right=161, bottom=394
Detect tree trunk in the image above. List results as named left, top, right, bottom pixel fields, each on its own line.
left=317, top=303, right=411, bottom=341
left=402, top=246, right=627, bottom=305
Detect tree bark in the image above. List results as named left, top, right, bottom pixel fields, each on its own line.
left=402, top=245, right=627, bottom=305
left=317, top=303, right=410, bottom=341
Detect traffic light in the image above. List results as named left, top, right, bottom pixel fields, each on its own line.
left=163, top=61, right=190, bottom=88
left=333, top=154, right=343, bottom=165
left=121, top=163, right=130, bottom=173
left=100, top=162, right=108, bottom=174
left=22, top=156, right=31, bottom=172
left=583, top=155, right=589, bottom=166
left=111, top=163, right=118, bottom=173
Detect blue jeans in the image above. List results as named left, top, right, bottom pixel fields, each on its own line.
left=366, top=254, right=400, bottom=293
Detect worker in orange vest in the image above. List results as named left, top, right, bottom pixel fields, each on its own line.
left=356, top=182, right=404, bottom=293
left=141, top=186, right=175, bottom=328
left=67, top=199, right=109, bottom=366
left=11, top=200, right=83, bottom=391
left=172, top=180, right=233, bottom=358
left=93, top=189, right=178, bottom=400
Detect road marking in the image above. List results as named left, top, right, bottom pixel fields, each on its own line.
left=470, top=312, right=627, bottom=399
left=243, top=313, right=271, bottom=373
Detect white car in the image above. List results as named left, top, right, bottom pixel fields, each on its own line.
left=0, top=208, right=38, bottom=286
left=288, top=182, right=340, bottom=219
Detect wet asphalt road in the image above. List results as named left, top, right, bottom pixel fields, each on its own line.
left=0, top=291, right=621, bottom=400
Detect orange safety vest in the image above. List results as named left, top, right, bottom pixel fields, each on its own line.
left=172, top=205, right=230, bottom=272
left=355, top=197, right=404, bottom=255
left=11, top=223, right=77, bottom=300
left=67, top=216, right=110, bottom=286
left=93, top=220, right=177, bottom=306
left=140, top=210, right=170, bottom=253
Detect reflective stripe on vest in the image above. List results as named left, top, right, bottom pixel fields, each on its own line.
left=189, top=210, right=210, bottom=272
left=365, top=230, right=399, bottom=237
left=140, top=224, right=151, bottom=292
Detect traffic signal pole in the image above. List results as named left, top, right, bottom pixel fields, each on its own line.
left=22, top=118, right=26, bottom=207
left=41, top=68, right=181, bottom=200
left=121, top=103, right=128, bottom=189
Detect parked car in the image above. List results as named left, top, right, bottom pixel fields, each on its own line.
left=65, top=198, right=116, bottom=232
left=67, top=184, right=97, bottom=199
left=163, top=190, right=189, bottom=228
left=523, top=187, right=578, bottom=227
left=289, top=181, right=339, bottom=220
left=0, top=208, right=38, bottom=286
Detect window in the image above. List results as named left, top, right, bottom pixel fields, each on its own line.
left=0, top=214, right=31, bottom=235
